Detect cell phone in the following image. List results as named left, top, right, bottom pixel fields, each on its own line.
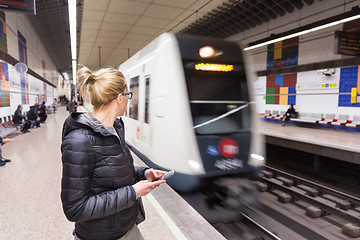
left=160, top=170, right=175, bottom=180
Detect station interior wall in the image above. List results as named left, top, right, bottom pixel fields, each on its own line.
left=228, top=0, right=360, bottom=119
left=0, top=11, right=60, bottom=118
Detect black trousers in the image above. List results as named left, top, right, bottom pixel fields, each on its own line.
left=22, top=120, right=31, bottom=131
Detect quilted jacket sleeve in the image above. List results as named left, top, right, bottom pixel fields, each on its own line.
left=61, top=130, right=137, bottom=222
left=134, top=166, right=149, bottom=181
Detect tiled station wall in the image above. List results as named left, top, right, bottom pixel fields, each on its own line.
left=0, top=11, right=60, bottom=118
left=229, top=0, right=360, bottom=119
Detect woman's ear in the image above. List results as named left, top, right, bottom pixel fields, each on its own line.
left=115, top=95, right=121, bottom=104
left=116, top=94, right=124, bottom=104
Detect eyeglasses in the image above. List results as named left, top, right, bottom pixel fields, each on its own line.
left=122, top=92, right=133, bottom=99
left=113, top=92, right=133, bottom=100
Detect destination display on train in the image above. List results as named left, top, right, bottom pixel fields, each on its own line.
left=334, top=31, right=360, bottom=56
left=195, top=63, right=234, bottom=72
left=184, top=61, right=244, bottom=73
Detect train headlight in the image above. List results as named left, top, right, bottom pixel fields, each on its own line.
left=250, top=153, right=265, bottom=161
left=188, top=160, right=200, bottom=169
left=199, top=46, right=215, bottom=58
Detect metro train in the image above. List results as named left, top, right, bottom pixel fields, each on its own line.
left=119, top=33, right=264, bottom=193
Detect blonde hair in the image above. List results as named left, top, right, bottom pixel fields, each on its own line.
left=77, top=66, right=127, bottom=110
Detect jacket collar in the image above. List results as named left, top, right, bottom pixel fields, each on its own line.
left=81, top=113, right=122, bottom=138
left=64, top=112, right=122, bottom=139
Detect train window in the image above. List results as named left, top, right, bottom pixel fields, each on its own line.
left=129, top=76, right=139, bottom=120
left=183, top=61, right=250, bottom=134
left=145, top=77, right=150, bottom=124
left=183, top=62, right=248, bottom=101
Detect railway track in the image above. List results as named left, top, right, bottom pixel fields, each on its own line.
left=257, top=166, right=360, bottom=238
left=183, top=165, right=360, bottom=239
left=240, top=213, right=282, bottom=240
left=213, top=213, right=282, bottom=240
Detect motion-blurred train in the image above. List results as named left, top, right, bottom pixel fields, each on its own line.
left=119, top=33, right=264, bottom=193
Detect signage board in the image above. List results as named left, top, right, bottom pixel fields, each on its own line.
left=0, top=0, right=36, bottom=15
left=334, top=31, right=360, bottom=56
left=15, top=62, right=28, bottom=73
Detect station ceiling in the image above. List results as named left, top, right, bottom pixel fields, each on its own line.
left=79, top=0, right=229, bottom=70
left=29, top=0, right=317, bottom=77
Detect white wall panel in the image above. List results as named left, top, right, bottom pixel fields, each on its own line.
left=249, top=51, right=266, bottom=72
left=338, top=107, right=360, bottom=119
left=8, top=64, right=21, bottom=92
left=10, top=93, right=22, bottom=114
left=254, top=95, right=265, bottom=114
left=298, top=26, right=340, bottom=65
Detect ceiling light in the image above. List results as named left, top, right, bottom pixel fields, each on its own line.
left=68, top=0, right=77, bottom=84
left=244, top=14, right=360, bottom=51
left=199, top=46, right=215, bottom=58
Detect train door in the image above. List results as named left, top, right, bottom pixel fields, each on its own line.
left=126, top=76, right=139, bottom=146
left=129, top=76, right=139, bottom=121
left=140, top=76, right=151, bottom=148
left=128, top=74, right=151, bottom=156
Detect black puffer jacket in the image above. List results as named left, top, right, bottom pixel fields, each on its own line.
left=27, top=105, right=39, bottom=120
left=61, top=113, right=148, bottom=240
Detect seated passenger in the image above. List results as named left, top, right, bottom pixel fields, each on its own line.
left=13, top=105, right=31, bottom=133
left=27, top=103, right=41, bottom=128
left=0, top=136, right=12, bottom=166
left=39, top=101, right=47, bottom=123
left=281, top=104, right=296, bottom=126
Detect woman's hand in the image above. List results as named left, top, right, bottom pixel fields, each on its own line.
left=3, top=138, right=12, bottom=144
left=132, top=180, right=166, bottom=198
left=145, top=168, right=167, bottom=182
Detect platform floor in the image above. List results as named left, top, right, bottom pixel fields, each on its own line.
left=260, top=120, right=360, bottom=154
left=0, top=106, right=225, bottom=240
left=0, top=107, right=74, bottom=239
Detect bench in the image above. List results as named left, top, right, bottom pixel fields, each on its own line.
left=346, top=115, right=360, bottom=128
left=318, top=114, right=335, bottom=125
left=264, top=110, right=271, bottom=118
left=0, top=116, right=17, bottom=138
left=290, top=113, right=322, bottom=123
left=274, top=111, right=286, bottom=120
left=331, top=114, right=349, bottom=126
left=270, top=110, right=279, bottom=119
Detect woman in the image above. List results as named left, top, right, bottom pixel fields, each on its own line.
left=61, top=66, right=166, bottom=240
left=281, top=104, right=296, bottom=126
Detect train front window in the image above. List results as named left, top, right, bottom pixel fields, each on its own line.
left=183, top=61, right=250, bottom=135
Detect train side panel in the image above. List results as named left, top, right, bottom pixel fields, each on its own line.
left=150, top=35, right=204, bottom=175
left=120, top=34, right=204, bottom=176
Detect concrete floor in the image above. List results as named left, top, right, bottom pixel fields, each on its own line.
left=260, top=120, right=360, bottom=153
left=0, top=107, right=74, bottom=239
